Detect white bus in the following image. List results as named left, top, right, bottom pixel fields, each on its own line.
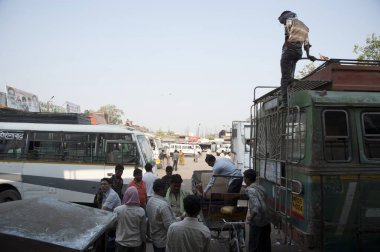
left=0, top=122, right=156, bottom=204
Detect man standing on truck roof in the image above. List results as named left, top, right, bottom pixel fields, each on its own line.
left=278, top=10, right=316, bottom=107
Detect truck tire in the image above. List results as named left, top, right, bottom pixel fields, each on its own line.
left=0, top=189, right=21, bottom=203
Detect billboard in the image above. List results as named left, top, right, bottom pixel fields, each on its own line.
left=0, top=92, right=6, bottom=107
left=65, top=101, right=81, bottom=113
left=6, top=85, right=40, bottom=112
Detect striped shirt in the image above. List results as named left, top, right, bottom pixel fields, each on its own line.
left=146, top=194, right=177, bottom=248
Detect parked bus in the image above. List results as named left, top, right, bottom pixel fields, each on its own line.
left=251, top=59, right=380, bottom=251
left=0, top=122, right=156, bottom=204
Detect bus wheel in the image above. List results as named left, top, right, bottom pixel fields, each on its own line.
left=0, top=189, right=21, bottom=203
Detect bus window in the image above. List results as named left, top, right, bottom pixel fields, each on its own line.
left=362, top=112, right=380, bottom=159
left=28, top=132, right=63, bottom=161
left=323, top=110, right=351, bottom=162
left=0, top=131, right=25, bottom=160
left=63, top=133, right=95, bottom=162
left=285, top=112, right=306, bottom=161
left=106, top=141, right=138, bottom=165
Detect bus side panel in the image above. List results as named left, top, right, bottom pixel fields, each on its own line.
left=321, top=175, right=380, bottom=251
left=359, top=175, right=380, bottom=251
left=22, top=163, right=105, bottom=203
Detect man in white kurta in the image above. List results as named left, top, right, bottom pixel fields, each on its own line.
left=166, top=195, right=211, bottom=252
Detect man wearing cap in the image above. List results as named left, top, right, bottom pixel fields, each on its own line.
left=278, top=10, right=316, bottom=107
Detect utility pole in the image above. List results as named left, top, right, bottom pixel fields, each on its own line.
left=47, top=96, right=55, bottom=112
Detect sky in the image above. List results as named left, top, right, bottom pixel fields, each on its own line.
left=0, top=0, right=379, bottom=135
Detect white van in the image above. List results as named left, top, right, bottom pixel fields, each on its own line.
left=169, top=143, right=202, bottom=156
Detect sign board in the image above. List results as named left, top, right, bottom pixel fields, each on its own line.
left=65, top=101, right=81, bottom=113
left=6, top=85, right=40, bottom=112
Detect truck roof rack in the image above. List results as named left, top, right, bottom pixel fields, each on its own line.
left=254, top=58, right=380, bottom=104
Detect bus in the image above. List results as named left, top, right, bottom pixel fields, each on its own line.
left=0, top=122, right=156, bottom=204
left=251, top=59, right=380, bottom=251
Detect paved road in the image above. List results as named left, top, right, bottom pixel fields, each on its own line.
left=146, top=154, right=312, bottom=252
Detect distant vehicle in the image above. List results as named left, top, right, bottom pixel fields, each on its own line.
left=0, top=122, right=156, bottom=204
left=169, top=143, right=202, bottom=156
left=216, top=144, right=231, bottom=156
left=231, top=121, right=253, bottom=172
left=145, top=133, right=163, bottom=160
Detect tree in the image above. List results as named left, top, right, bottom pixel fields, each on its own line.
left=296, top=62, right=316, bottom=79
left=205, top=134, right=216, bottom=140
left=155, top=129, right=165, bottom=138
left=166, top=130, right=175, bottom=136
left=97, top=104, right=124, bottom=125
left=353, top=33, right=380, bottom=60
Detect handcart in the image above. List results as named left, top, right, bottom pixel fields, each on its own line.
left=192, top=170, right=248, bottom=252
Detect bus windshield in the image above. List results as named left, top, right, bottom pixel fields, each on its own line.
left=137, top=134, right=155, bottom=165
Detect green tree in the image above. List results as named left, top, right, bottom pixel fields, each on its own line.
left=97, top=104, right=124, bottom=125
left=166, top=130, right=175, bottom=136
left=353, top=33, right=380, bottom=60
left=155, top=129, right=165, bottom=138
left=296, top=62, right=316, bottom=79
left=205, top=134, right=216, bottom=140
left=83, top=109, right=94, bottom=115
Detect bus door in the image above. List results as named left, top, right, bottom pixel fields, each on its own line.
left=105, top=140, right=139, bottom=179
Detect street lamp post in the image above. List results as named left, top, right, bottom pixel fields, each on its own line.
left=47, top=96, right=55, bottom=112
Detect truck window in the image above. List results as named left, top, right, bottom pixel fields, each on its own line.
left=362, top=112, right=380, bottom=159
left=323, top=110, right=351, bottom=162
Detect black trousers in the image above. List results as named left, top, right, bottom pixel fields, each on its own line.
left=227, top=178, right=243, bottom=193
left=280, top=44, right=302, bottom=106
left=226, top=178, right=243, bottom=205
left=249, top=223, right=271, bottom=252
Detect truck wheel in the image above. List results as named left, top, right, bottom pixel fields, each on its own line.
left=0, top=189, right=21, bottom=203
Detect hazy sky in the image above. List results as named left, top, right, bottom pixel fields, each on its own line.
left=0, top=0, right=379, bottom=134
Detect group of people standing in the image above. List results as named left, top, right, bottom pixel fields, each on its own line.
left=95, top=151, right=272, bottom=252
left=94, top=161, right=210, bottom=252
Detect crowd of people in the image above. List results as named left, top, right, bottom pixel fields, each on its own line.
left=95, top=152, right=271, bottom=252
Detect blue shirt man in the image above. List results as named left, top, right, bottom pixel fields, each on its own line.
left=203, top=154, right=243, bottom=196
